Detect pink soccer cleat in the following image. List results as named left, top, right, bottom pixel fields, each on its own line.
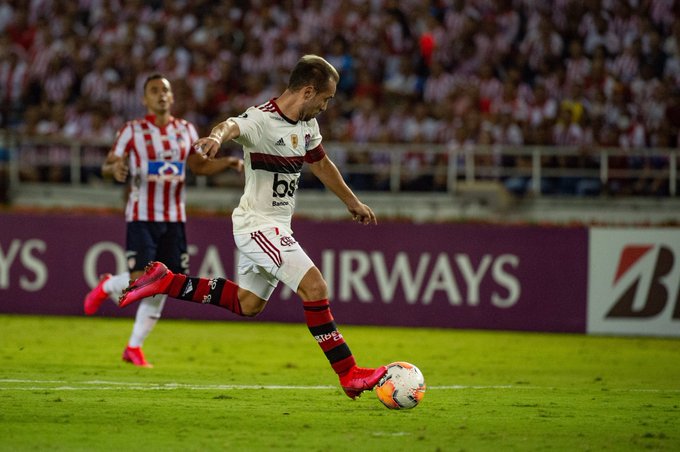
left=83, top=273, right=112, bottom=315
left=122, top=345, right=153, bottom=368
left=339, top=365, right=388, bottom=399
left=118, top=261, right=173, bottom=308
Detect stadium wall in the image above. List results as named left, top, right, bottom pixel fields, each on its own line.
left=0, top=211, right=677, bottom=337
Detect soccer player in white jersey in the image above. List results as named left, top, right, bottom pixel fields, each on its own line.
left=83, top=74, right=243, bottom=367
left=118, top=55, right=388, bottom=398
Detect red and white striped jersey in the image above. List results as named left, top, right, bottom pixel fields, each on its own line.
left=43, top=66, right=76, bottom=103
left=608, top=49, right=639, bottom=83
left=229, top=99, right=324, bottom=235
left=0, top=57, right=27, bottom=104
left=111, top=115, right=198, bottom=223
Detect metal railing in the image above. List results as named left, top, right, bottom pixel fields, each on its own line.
left=1, top=132, right=677, bottom=197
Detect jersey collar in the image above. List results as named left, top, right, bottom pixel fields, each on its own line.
left=145, top=114, right=174, bottom=131
left=270, top=98, right=298, bottom=125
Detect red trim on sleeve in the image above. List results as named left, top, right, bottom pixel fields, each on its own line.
left=304, top=144, right=326, bottom=163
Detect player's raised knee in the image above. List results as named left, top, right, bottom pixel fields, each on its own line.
left=239, top=297, right=267, bottom=317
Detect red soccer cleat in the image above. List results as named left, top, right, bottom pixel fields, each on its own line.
left=122, top=345, right=153, bottom=368
left=339, top=365, right=388, bottom=399
left=118, top=261, right=173, bottom=308
left=83, top=273, right=112, bottom=315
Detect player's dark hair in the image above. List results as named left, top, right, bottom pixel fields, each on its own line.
left=288, top=55, right=339, bottom=92
left=143, top=73, right=168, bottom=92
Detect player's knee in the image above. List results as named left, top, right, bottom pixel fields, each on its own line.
left=241, top=304, right=264, bottom=317
left=239, top=296, right=267, bottom=317
left=295, top=266, right=328, bottom=301
left=298, top=279, right=328, bottom=301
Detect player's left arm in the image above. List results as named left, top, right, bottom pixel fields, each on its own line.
left=193, top=118, right=242, bottom=159
left=187, top=153, right=244, bottom=176
left=309, top=155, right=377, bottom=225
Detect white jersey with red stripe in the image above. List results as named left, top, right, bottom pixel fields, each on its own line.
left=229, top=98, right=325, bottom=235
left=111, top=114, right=199, bottom=223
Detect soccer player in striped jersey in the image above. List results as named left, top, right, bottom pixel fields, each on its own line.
left=83, top=74, right=243, bottom=367
left=118, top=55, right=387, bottom=398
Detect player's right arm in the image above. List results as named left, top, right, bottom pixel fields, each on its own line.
left=102, top=123, right=131, bottom=182
left=101, top=152, right=129, bottom=182
left=193, top=118, right=241, bottom=159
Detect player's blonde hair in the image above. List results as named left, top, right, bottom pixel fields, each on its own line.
left=288, top=55, right=339, bottom=92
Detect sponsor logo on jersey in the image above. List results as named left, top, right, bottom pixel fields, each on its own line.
left=147, top=161, right=185, bottom=182
left=272, top=173, right=299, bottom=198
left=275, top=138, right=285, bottom=146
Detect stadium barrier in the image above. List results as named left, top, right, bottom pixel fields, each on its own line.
left=2, top=133, right=678, bottom=197
left=1, top=211, right=677, bottom=337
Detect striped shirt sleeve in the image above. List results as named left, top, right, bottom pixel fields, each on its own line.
left=111, top=122, right=133, bottom=157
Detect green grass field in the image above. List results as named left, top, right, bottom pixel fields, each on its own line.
left=0, top=315, right=678, bottom=451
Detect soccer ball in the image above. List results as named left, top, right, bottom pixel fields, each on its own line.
left=375, top=361, right=426, bottom=410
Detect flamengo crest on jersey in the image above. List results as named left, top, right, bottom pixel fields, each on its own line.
left=111, top=115, right=199, bottom=223
left=230, top=99, right=325, bottom=234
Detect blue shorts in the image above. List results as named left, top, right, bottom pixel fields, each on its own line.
left=126, top=221, right=188, bottom=274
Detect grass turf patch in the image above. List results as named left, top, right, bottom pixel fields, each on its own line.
left=0, top=315, right=678, bottom=451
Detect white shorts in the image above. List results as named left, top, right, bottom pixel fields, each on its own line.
left=233, top=227, right=315, bottom=301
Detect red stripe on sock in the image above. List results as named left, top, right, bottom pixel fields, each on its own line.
left=318, top=336, right=343, bottom=353
left=167, top=274, right=187, bottom=298
left=218, top=279, right=242, bottom=315
left=304, top=300, right=330, bottom=308
left=194, top=279, right=211, bottom=302
left=303, top=299, right=333, bottom=327
left=332, top=356, right=356, bottom=376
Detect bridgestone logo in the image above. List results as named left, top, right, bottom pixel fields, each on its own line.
left=607, top=245, right=680, bottom=319
left=314, top=331, right=343, bottom=343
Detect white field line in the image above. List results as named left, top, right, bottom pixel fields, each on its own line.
left=0, top=379, right=516, bottom=391
left=0, top=379, right=678, bottom=392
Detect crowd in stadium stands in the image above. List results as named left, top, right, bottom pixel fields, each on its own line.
left=1, top=0, right=679, bottom=196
